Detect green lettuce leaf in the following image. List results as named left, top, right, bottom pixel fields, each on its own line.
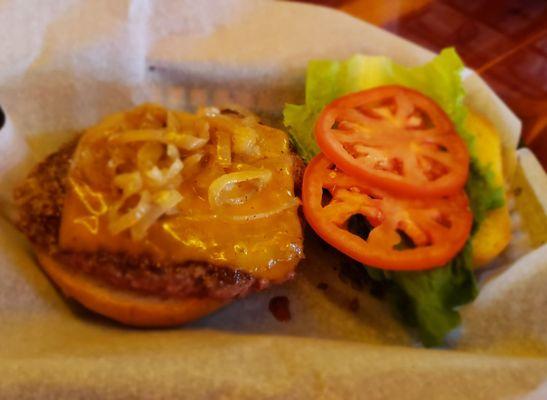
left=367, top=243, right=477, bottom=347
left=284, top=48, right=469, bottom=162
left=284, top=48, right=503, bottom=345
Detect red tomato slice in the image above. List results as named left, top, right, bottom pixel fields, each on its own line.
left=315, top=85, right=470, bottom=197
left=302, top=154, right=473, bottom=270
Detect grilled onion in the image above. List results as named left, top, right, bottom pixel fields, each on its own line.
left=232, top=126, right=260, bottom=157
left=216, top=131, right=232, bottom=167
left=208, top=169, right=272, bottom=207
left=109, top=191, right=152, bottom=236
left=110, top=129, right=208, bottom=151
left=130, top=190, right=183, bottom=240
left=91, top=105, right=285, bottom=240
left=228, top=198, right=300, bottom=221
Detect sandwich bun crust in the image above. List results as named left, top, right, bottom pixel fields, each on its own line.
left=36, top=250, right=227, bottom=327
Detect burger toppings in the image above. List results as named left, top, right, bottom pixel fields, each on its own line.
left=58, top=104, right=303, bottom=281
left=303, top=86, right=473, bottom=271
left=314, top=86, right=470, bottom=197
left=107, top=142, right=183, bottom=241
left=302, top=153, right=472, bottom=271
left=284, top=49, right=505, bottom=345
left=208, top=169, right=272, bottom=208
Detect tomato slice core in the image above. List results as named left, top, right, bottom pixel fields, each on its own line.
left=302, top=154, right=473, bottom=270
left=315, top=85, right=470, bottom=197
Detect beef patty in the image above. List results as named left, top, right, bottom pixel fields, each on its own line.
left=13, top=140, right=270, bottom=300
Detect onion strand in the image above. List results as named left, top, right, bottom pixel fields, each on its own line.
left=208, top=169, right=272, bottom=207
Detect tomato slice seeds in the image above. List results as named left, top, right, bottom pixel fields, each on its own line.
left=302, top=154, right=473, bottom=270
left=302, top=86, right=474, bottom=270
left=315, top=86, right=470, bottom=197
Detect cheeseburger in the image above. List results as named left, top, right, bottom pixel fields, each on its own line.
left=14, top=104, right=304, bottom=326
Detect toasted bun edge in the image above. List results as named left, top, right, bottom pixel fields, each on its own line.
left=36, top=250, right=227, bottom=327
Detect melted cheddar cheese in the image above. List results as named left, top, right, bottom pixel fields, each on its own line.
left=59, top=104, right=303, bottom=281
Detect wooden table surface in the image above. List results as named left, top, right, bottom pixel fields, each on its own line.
left=295, top=0, right=547, bottom=169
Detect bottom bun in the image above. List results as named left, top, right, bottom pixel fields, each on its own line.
left=36, top=251, right=227, bottom=327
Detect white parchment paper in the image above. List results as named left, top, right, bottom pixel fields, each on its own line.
left=0, top=1, right=546, bottom=398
